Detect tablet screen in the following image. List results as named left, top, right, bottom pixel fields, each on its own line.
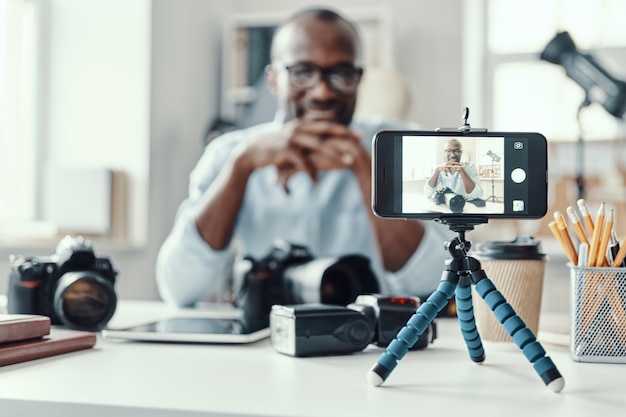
left=102, top=317, right=270, bottom=344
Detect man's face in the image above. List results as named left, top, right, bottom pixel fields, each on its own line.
left=267, top=17, right=360, bottom=125
left=444, top=142, right=463, bottom=163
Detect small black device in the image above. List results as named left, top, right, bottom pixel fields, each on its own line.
left=269, top=294, right=436, bottom=357
left=7, top=235, right=118, bottom=331
left=372, top=129, right=548, bottom=219
left=235, top=240, right=379, bottom=330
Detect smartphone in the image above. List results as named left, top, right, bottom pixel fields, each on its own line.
left=372, top=130, right=548, bottom=220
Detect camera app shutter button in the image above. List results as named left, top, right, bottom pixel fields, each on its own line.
left=511, top=168, right=527, bottom=183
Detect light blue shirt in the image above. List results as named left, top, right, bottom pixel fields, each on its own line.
left=423, top=161, right=483, bottom=200
left=156, top=118, right=453, bottom=307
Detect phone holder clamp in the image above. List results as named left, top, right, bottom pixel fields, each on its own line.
left=436, top=107, right=488, bottom=133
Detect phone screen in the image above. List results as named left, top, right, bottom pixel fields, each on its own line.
left=372, top=130, right=547, bottom=219
left=124, top=317, right=252, bottom=334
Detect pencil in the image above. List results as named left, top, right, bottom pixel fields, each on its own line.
left=554, top=211, right=579, bottom=265
left=577, top=199, right=595, bottom=238
left=609, top=230, right=620, bottom=265
left=595, top=209, right=613, bottom=267
left=566, top=206, right=590, bottom=246
left=549, top=220, right=577, bottom=265
left=578, top=242, right=588, bottom=267
left=587, top=202, right=605, bottom=267
left=611, top=235, right=626, bottom=267
left=603, top=276, right=626, bottom=346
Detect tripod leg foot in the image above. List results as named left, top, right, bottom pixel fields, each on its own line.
left=367, top=280, right=456, bottom=386
left=475, top=278, right=565, bottom=392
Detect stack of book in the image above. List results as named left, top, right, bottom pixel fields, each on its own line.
left=0, top=314, right=96, bottom=367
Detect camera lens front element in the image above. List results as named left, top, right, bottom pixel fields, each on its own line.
left=53, top=271, right=117, bottom=331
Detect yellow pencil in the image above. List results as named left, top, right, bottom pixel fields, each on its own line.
left=549, top=220, right=577, bottom=265
left=595, top=209, right=613, bottom=267
left=587, top=202, right=605, bottom=267
left=566, top=206, right=590, bottom=246
left=554, top=211, right=578, bottom=265
left=577, top=199, right=595, bottom=238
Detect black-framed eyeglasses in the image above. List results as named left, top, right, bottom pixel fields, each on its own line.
left=282, top=63, right=363, bottom=93
left=444, top=149, right=463, bottom=155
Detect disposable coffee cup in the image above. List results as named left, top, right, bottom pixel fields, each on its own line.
left=472, top=236, right=547, bottom=342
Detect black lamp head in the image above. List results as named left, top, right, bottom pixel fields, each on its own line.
left=540, top=31, right=577, bottom=65
left=540, top=31, right=626, bottom=119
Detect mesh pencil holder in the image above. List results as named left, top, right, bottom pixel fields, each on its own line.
left=570, top=264, right=626, bottom=363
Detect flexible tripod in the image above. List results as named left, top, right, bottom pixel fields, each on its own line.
left=367, top=218, right=565, bottom=392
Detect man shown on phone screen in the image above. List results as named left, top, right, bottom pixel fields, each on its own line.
left=156, top=7, right=451, bottom=308
left=423, top=138, right=483, bottom=203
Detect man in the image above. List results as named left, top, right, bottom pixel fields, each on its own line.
left=156, top=8, right=451, bottom=307
left=423, top=138, right=483, bottom=201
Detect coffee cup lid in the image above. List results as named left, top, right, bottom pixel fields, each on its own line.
left=474, top=236, right=546, bottom=260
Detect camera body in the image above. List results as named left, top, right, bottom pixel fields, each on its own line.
left=8, top=235, right=118, bottom=331
left=269, top=294, right=436, bottom=357
left=235, top=240, right=379, bottom=330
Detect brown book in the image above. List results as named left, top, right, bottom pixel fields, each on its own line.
left=0, top=314, right=51, bottom=344
left=0, top=328, right=96, bottom=367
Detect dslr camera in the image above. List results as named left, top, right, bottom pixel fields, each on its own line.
left=434, top=187, right=465, bottom=213
left=7, top=235, right=118, bottom=331
left=270, top=294, right=436, bottom=357
left=235, top=240, right=379, bottom=330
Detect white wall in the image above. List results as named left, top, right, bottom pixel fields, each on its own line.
left=46, top=0, right=151, bottom=244
left=113, top=0, right=229, bottom=300
left=0, top=0, right=464, bottom=301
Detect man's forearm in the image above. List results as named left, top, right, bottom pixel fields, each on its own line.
left=459, top=169, right=476, bottom=194
left=194, top=153, right=253, bottom=250
left=373, top=218, right=424, bottom=271
left=427, top=170, right=440, bottom=188
left=352, top=149, right=424, bottom=272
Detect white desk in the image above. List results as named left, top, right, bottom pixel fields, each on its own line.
left=402, top=192, right=505, bottom=214
left=1, top=300, right=625, bottom=417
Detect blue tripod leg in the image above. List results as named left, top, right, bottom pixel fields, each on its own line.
left=455, top=283, right=485, bottom=363
left=475, top=277, right=565, bottom=392
left=367, top=279, right=456, bottom=387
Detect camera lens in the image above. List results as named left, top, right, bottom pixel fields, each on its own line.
left=447, top=194, right=466, bottom=213
left=281, top=256, right=378, bottom=305
left=53, top=271, right=117, bottom=331
left=320, top=256, right=379, bottom=305
left=320, top=263, right=363, bottom=305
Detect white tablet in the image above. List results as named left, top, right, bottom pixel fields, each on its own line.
left=101, top=317, right=270, bottom=344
